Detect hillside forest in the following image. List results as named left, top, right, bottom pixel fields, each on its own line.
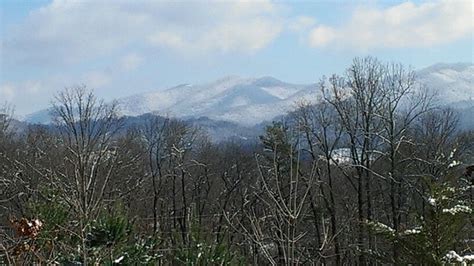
left=1, top=57, right=473, bottom=265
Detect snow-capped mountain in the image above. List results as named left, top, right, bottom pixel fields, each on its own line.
left=417, top=62, right=473, bottom=105
left=117, top=76, right=317, bottom=126
left=116, top=63, right=473, bottom=126
left=24, top=63, right=472, bottom=127
left=416, top=63, right=474, bottom=129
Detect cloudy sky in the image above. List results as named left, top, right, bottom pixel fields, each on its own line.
left=1, top=0, right=473, bottom=115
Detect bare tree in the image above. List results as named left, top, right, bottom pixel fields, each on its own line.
left=294, top=100, right=345, bottom=264
left=0, top=103, right=17, bottom=216
left=2, top=57, right=472, bottom=264
left=323, top=57, right=389, bottom=264
left=142, top=115, right=170, bottom=234
left=228, top=122, right=318, bottom=265
left=50, top=87, right=122, bottom=265
left=0, top=102, right=14, bottom=145
left=373, top=63, right=433, bottom=263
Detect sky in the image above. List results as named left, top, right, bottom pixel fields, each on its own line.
left=1, top=0, right=473, bottom=116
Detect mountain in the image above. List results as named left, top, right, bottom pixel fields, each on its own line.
left=121, top=113, right=264, bottom=143
left=416, top=63, right=473, bottom=130
left=116, top=63, right=472, bottom=127
left=417, top=62, right=473, bottom=105
left=117, top=76, right=317, bottom=126
left=24, top=63, right=473, bottom=131
left=23, top=109, right=52, bottom=125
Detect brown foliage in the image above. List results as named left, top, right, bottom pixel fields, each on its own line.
left=10, top=217, right=43, bottom=239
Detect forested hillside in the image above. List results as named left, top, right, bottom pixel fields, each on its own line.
left=1, top=57, right=473, bottom=265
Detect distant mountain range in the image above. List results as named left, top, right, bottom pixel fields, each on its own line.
left=23, top=62, right=473, bottom=139
left=116, top=76, right=317, bottom=126
left=417, top=63, right=473, bottom=105
left=416, top=63, right=473, bottom=130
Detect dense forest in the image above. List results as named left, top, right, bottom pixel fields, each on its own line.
left=1, top=57, right=473, bottom=265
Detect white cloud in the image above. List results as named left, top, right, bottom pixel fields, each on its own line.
left=0, top=81, right=42, bottom=104
left=309, top=26, right=336, bottom=47
left=308, top=1, right=474, bottom=50
left=120, top=53, right=144, bottom=71
left=24, top=80, right=43, bottom=94
left=288, top=16, right=317, bottom=32
left=2, top=0, right=284, bottom=66
left=0, top=81, right=52, bottom=115
left=145, top=1, right=283, bottom=54
left=0, top=84, right=16, bottom=101
left=0, top=74, right=113, bottom=115
left=82, top=71, right=111, bottom=88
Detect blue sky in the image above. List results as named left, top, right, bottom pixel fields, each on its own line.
left=1, top=0, right=473, bottom=115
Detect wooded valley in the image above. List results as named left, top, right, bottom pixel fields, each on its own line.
left=1, top=57, right=473, bottom=265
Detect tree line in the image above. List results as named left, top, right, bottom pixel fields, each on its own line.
left=1, top=57, right=473, bottom=265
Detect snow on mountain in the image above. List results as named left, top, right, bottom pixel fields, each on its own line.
left=116, top=63, right=472, bottom=126
left=117, top=76, right=318, bottom=126
left=417, top=62, right=473, bottom=105
left=23, top=108, right=52, bottom=124
left=23, top=63, right=472, bottom=126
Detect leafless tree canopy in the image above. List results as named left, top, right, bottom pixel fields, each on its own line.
left=1, top=58, right=472, bottom=265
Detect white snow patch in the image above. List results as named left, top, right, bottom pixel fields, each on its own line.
left=367, top=220, right=395, bottom=235
left=443, top=251, right=474, bottom=263
left=442, top=205, right=472, bottom=215
left=261, top=86, right=300, bottom=99
left=448, top=160, right=462, bottom=168
left=427, top=197, right=436, bottom=206
left=114, top=256, right=125, bottom=263
left=444, top=250, right=463, bottom=262
left=403, top=227, right=421, bottom=235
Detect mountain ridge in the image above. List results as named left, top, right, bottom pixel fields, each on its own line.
left=23, top=62, right=473, bottom=126
left=115, top=75, right=317, bottom=126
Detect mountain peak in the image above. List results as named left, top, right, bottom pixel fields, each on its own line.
left=419, top=62, right=473, bottom=75
left=252, top=76, right=286, bottom=87
left=212, top=75, right=244, bottom=84
left=23, top=63, right=473, bottom=126
left=111, top=75, right=314, bottom=126
left=416, top=62, right=474, bottom=105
